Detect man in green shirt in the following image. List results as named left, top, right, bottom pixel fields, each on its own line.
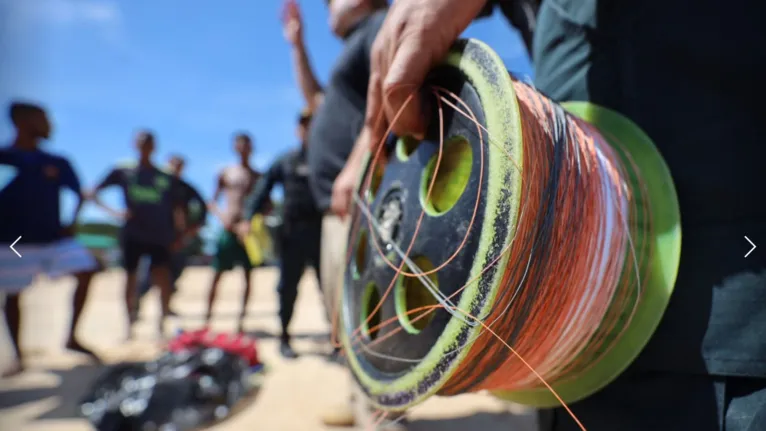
left=137, top=155, right=207, bottom=305
left=91, top=132, right=197, bottom=338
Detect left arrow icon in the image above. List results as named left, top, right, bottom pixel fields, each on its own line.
left=10, top=236, right=21, bottom=258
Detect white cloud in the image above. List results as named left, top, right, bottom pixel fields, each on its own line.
left=5, top=0, right=121, bottom=26
left=0, top=0, right=126, bottom=49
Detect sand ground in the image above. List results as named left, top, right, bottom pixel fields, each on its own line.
left=0, top=266, right=538, bottom=431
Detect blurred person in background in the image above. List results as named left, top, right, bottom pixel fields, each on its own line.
left=281, top=0, right=402, bottom=428
left=206, top=133, right=264, bottom=333
left=0, top=102, right=101, bottom=377
left=237, top=108, right=322, bottom=360
left=89, top=131, right=196, bottom=339
left=286, top=0, right=540, bottom=426
left=333, top=0, right=766, bottom=430
left=137, top=154, right=207, bottom=313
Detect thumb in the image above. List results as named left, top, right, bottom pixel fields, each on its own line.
left=338, top=187, right=352, bottom=219
left=383, top=38, right=433, bottom=139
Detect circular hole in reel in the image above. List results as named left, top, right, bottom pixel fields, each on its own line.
left=420, top=135, right=473, bottom=215
left=396, top=136, right=421, bottom=161
left=365, top=162, right=385, bottom=203
left=353, top=230, right=368, bottom=279
left=395, top=255, right=439, bottom=335
left=360, top=282, right=383, bottom=340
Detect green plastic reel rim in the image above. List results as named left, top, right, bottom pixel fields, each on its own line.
left=341, top=37, right=524, bottom=410
left=490, top=102, right=682, bottom=407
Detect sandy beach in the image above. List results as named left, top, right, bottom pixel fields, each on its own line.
left=0, top=266, right=537, bottom=431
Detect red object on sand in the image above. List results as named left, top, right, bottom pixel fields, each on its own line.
left=168, top=330, right=261, bottom=367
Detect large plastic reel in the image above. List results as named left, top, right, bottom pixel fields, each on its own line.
left=340, top=38, right=681, bottom=410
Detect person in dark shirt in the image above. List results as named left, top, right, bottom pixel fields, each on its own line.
left=337, top=0, right=766, bottom=430
left=90, top=131, right=196, bottom=339
left=0, top=102, right=101, bottom=377
left=283, top=1, right=410, bottom=428
left=137, top=155, right=207, bottom=306
left=284, top=0, right=386, bottom=213
left=238, top=108, right=322, bottom=360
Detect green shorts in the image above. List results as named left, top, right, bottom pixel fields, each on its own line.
left=212, top=230, right=252, bottom=272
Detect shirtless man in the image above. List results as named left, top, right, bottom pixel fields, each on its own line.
left=206, top=133, right=265, bottom=332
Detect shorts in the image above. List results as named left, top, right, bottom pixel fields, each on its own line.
left=212, top=230, right=252, bottom=272
left=0, top=238, right=99, bottom=294
left=320, top=214, right=350, bottom=321
left=121, top=239, right=171, bottom=273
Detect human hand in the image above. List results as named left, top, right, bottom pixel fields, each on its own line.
left=364, top=0, right=489, bottom=149
left=171, top=237, right=185, bottom=252
left=234, top=220, right=251, bottom=241
left=60, top=225, right=76, bottom=238
left=332, top=126, right=380, bottom=219
left=282, top=0, right=303, bottom=46
left=330, top=162, right=361, bottom=220
left=116, top=209, right=132, bottom=222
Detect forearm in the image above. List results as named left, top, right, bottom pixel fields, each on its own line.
left=348, top=126, right=375, bottom=172
left=89, top=190, right=121, bottom=217
left=179, top=223, right=202, bottom=241
left=291, top=41, right=323, bottom=109
left=242, top=190, right=268, bottom=221
left=207, top=188, right=225, bottom=223
left=69, top=195, right=85, bottom=225
left=207, top=201, right=225, bottom=224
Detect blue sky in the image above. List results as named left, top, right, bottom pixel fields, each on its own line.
left=0, top=0, right=532, bottom=239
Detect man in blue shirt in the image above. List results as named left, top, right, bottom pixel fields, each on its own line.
left=0, top=102, right=101, bottom=377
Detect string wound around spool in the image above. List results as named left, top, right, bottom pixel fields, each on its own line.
left=339, top=38, right=682, bottom=413
left=340, top=37, right=524, bottom=411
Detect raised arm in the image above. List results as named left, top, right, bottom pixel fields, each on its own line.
left=59, top=159, right=85, bottom=235
left=207, top=171, right=227, bottom=225
left=283, top=0, right=324, bottom=111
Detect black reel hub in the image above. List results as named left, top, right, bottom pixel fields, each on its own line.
left=343, top=63, right=491, bottom=377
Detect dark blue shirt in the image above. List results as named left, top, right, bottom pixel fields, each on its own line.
left=533, top=0, right=766, bottom=377
left=0, top=146, right=81, bottom=244
left=306, top=10, right=387, bottom=213
left=177, top=178, right=207, bottom=231
left=95, top=163, right=184, bottom=247
left=244, top=147, right=321, bottom=223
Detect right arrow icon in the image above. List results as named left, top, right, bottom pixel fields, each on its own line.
left=744, top=236, right=756, bottom=258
